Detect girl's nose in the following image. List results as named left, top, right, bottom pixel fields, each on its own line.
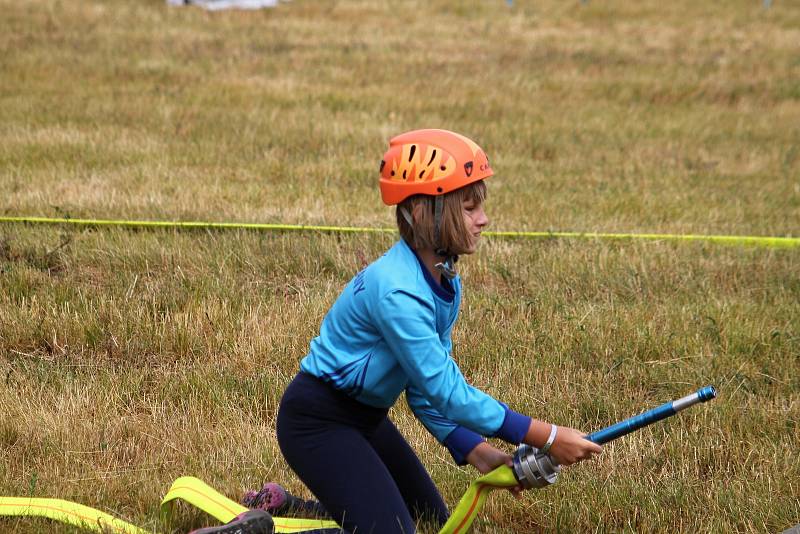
left=476, top=207, right=489, bottom=228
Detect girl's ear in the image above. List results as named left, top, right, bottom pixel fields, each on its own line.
left=411, top=202, right=425, bottom=224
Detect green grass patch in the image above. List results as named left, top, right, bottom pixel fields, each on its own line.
left=1, top=0, right=799, bottom=532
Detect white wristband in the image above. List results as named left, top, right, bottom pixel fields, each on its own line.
left=539, top=424, right=558, bottom=454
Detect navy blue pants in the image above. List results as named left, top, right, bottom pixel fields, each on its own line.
left=276, top=373, right=449, bottom=533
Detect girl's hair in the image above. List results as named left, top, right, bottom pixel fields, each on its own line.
left=396, top=180, right=487, bottom=255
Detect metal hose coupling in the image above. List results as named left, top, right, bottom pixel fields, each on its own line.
left=512, top=445, right=560, bottom=489
left=511, top=385, right=717, bottom=490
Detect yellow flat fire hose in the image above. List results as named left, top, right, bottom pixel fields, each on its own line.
left=0, top=465, right=517, bottom=533
left=160, top=477, right=340, bottom=533
left=439, top=465, right=519, bottom=534
left=158, top=467, right=519, bottom=534
left=0, top=496, right=147, bottom=534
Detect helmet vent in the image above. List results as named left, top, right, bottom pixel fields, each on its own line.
left=402, top=170, right=407, bottom=180
left=408, top=144, right=416, bottom=161
left=419, top=170, right=425, bottom=178
left=428, top=150, right=437, bottom=165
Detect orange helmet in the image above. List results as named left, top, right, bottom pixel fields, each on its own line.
left=379, top=129, right=493, bottom=205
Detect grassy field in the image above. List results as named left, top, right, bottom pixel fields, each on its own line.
left=1, top=0, right=799, bottom=532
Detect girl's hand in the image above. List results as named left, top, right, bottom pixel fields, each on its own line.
left=465, top=442, right=523, bottom=499
left=547, top=426, right=603, bottom=466
left=524, top=420, right=603, bottom=466
left=465, top=442, right=512, bottom=474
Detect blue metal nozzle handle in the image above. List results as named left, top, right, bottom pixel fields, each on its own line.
left=586, top=385, right=717, bottom=445
left=512, top=385, right=716, bottom=489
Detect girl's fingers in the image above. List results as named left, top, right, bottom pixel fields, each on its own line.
left=506, top=485, right=523, bottom=499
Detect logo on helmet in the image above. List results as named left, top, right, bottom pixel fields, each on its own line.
left=464, top=161, right=473, bottom=177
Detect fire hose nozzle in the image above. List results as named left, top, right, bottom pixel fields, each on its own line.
left=512, top=445, right=560, bottom=489
left=511, top=385, right=716, bottom=490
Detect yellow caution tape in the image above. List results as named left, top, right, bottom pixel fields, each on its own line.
left=0, top=216, right=394, bottom=235
left=488, top=230, right=800, bottom=248
left=0, top=497, right=147, bottom=534
left=1, top=216, right=797, bottom=248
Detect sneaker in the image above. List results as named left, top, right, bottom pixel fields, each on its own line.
left=189, top=509, right=274, bottom=534
left=242, top=482, right=329, bottom=518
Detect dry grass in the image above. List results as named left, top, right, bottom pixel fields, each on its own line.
left=1, top=0, right=799, bottom=532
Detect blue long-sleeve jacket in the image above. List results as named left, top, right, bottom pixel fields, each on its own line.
left=300, top=239, right=530, bottom=463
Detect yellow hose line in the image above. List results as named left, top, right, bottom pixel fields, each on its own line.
left=0, top=467, right=517, bottom=533
left=160, top=469, right=520, bottom=534
left=160, top=476, right=248, bottom=525
left=160, top=477, right=340, bottom=533
left=1, top=216, right=797, bottom=248
left=439, top=465, right=520, bottom=534
left=0, top=497, right=147, bottom=534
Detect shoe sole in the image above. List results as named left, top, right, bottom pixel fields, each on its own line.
left=190, top=510, right=274, bottom=534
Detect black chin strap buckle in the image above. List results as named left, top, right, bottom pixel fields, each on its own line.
left=434, top=252, right=458, bottom=280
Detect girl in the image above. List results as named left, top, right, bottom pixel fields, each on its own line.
left=198, top=129, right=602, bottom=534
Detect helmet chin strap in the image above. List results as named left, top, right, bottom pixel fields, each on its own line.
left=433, top=195, right=459, bottom=280
left=399, top=206, right=414, bottom=227
left=400, top=199, right=459, bottom=281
